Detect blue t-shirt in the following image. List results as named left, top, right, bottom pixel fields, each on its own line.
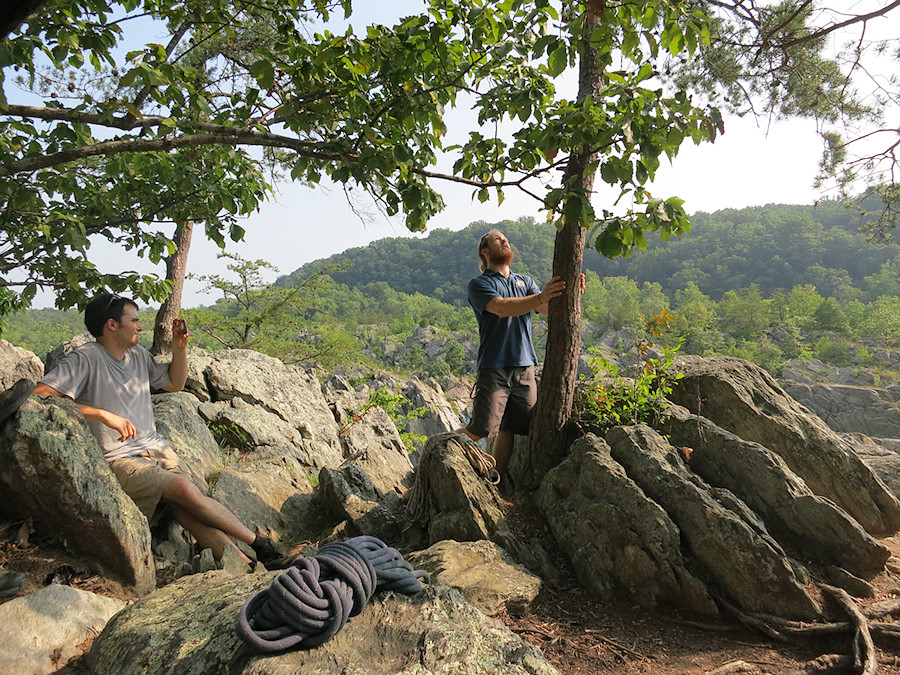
left=468, top=270, right=540, bottom=370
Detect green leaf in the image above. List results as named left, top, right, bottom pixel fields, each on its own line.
left=547, top=43, right=567, bottom=77
left=250, top=59, right=276, bottom=90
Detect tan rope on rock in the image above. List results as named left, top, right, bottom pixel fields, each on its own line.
left=406, top=432, right=500, bottom=526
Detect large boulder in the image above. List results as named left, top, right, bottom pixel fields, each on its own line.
left=318, top=464, right=404, bottom=543
left=405, top=432, right=506, bottom=544
left=0, top=397, right=155, bottom=594
left=0, top=339, right=43, bottom=389
left=536, top=434, right=716, bottom=615
left=204, top=349, right=343, bottom=466
left=209, top=454, right=316, bottom=544
left=0, top=584, right=126, bottom=674
left=660, top=406, right=889, bottom=575
left=668, top=355, right=900, bottom=535
left=404, top=433, right=560, bottom=585
left=90, top=570, right=559, bottom=675
left=605, top=425, right=820, bottom=620
left=408, top=540, right=542, bottom=617
left=339, top=405, right=414, bottom=494
left=152, top=391, right=223, bottom=490
left=201, top=396, right=331, bottom=468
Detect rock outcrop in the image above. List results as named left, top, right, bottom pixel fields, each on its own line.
left=408, top=539, right=542, bottom=617
left=0, top=397, right=155, bottom=594
left=3, top=337, right=898, bottom=673
left=0, top=338, right=43, bottom=388
left=536, top=434, right=716, bottom=615
left=90, top=570, right=559, bottom=675
left=660, top=406, right=889, bottom=574
left=0, top=584, right=126, bottom=674
left=668, top=355, right=900, bottom=535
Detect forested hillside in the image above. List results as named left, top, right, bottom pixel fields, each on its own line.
left=280, top=200, right=896, bottom=304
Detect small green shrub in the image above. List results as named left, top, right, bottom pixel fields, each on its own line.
left=575, top=310, right=684, bottom=431
left=340, top=387, right=428, bottom=453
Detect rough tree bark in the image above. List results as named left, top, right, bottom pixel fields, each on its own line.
left=522, top=2, right=604, bottom=490
left=151, top=221, right=193, bottom=356
left=0, top=0, right=46, bottom=39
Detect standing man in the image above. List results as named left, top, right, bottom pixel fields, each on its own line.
left=458, top=229, right=576, bottom=488
left=34, top=293, right=283, bottom=567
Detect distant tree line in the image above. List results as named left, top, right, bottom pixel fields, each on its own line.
left=6, top=201, right=900, bottom=378
left=283, top=200, right=895, bottom=305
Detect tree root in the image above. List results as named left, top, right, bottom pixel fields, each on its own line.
left=820, top=584, right=877, bottom=675
left=712, top=584, right=898, bottom=675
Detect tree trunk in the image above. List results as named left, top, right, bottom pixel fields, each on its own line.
left=0, top=0, right=46, bottom=38
left=522, top=2, right=605, bottom=490
left=151, top=221, right=194, bottom=356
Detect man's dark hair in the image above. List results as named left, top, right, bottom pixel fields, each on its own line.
left=84, top=293, right=138, bottom=338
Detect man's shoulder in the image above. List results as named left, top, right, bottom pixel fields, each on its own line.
left=468, top=270, right=496, bottom=288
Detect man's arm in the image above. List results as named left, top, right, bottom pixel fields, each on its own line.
left=33, top=383, right=136, bottom=440
left=163, top=318, right=189, bottom=392
left=485, top=276, right=566, bottom=318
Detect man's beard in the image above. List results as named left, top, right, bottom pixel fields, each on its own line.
left=489, top=248, right=514, bottom=266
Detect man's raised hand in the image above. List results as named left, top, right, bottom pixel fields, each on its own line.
left=171, top=318, right=190, bottom=350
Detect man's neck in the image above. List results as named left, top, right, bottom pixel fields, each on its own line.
left=97, top=336, right=127, bottom=361
left=487, top=263, right=511, bottom=278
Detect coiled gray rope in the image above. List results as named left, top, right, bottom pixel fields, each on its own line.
left=235, top=535, right=429, bottom=653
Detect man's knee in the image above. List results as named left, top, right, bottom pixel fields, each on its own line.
left=162, top=474, right=204, bottom=505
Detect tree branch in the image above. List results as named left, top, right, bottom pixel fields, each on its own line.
left=0, top=125, right=351, bottom=177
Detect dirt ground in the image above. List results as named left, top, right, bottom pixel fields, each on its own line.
left=4, top=506, right=900, bottom=675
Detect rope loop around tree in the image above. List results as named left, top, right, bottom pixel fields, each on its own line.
left=236, top=535, right=429, bottom=653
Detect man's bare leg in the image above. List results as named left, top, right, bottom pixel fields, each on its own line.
left=161, top=476, right=255, bottom=552
left=170, top=505, right=250, bottom=562
left=492, top=430, right=515, bottom=475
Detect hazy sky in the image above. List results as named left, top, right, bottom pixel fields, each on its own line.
left=29, top=1, right=899, bottom=309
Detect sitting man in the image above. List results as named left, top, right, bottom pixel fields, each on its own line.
left=34, top=292, right=283, bottom=567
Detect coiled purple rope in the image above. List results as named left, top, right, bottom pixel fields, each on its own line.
left=235, top=535, right=429, bottom=652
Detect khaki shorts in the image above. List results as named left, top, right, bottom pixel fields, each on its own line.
left=466, top=365, right=537, bottom=438
left=109, top=445, right=188, bottom=520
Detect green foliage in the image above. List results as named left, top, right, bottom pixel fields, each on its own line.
left=812, top=298, right=849, bottom=334
left=1, top=308, right=85, bottom=358
left=723, top=337, right=785, bottom=375
left=340, top=387, right=427, bottom=454
left=281, top=203, right=895, bottom=309
left=575, top=311, right=684, bottom=431
left=812, top=336, right=852, bottom=366
left=208, top=420, right=254, bottom=452
left=184, top=252, right=355, bottom=367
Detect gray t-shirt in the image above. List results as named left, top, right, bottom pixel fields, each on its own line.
left=40, top=342, right=172, bottom=461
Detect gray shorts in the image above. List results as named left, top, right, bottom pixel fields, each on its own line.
left=466, top=366, right=537, bottom=438
left=109, top=445, right=188, bottom=520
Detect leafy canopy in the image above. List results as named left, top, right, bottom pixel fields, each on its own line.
left=3, top=0, right=868, bottom=319
left=1, top=0, right=723, bottom=317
